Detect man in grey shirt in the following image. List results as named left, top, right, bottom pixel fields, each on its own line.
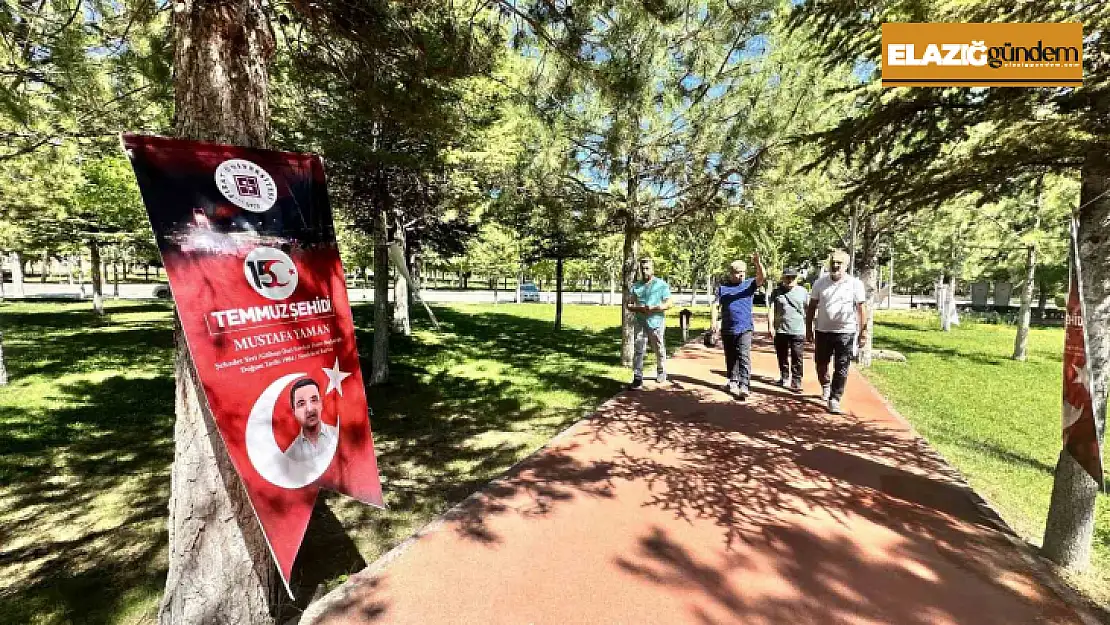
left=769, top=267, right=808, bottom=392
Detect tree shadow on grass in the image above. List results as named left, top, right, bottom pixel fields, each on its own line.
left=1, top=301, right=703, bottom=623
left=874, top=335, right=1016, bottom=367
left=4, top=316, right=174, bottom=380
left=0, top=375, right=174, bottom=625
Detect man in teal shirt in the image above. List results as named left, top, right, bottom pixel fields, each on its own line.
left=626, top=257, right=672, bottom=389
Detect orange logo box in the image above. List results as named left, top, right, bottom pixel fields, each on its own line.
left=881, top=23, right=1083, bottom=87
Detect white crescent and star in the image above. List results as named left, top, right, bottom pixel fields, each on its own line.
left=1072, top=363, right=1091, bottom=393
left=323, top=357, right=352, bottom=396
left=245, top=371, right=343, bottom=489
left=1063, top=400, right=1085, bottom=430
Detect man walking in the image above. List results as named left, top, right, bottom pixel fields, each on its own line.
left=711, top=253, right=766, bottom=399
left=806, top=250, right=867, bottom=414
left=627, top=256, right=672, bottom=389
left=769, top=267, right=808, bottom=392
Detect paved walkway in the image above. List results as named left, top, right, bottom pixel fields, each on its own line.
left=303, top=337, right=1093, bottom=625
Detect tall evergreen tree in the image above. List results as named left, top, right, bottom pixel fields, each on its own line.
left=792, top=0, right=1109, bottom=570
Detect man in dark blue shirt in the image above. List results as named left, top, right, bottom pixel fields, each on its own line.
left=711, top=253, right=766, bottom=399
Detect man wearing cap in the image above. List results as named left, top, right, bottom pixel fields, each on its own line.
left=711, top=253, right=766, bottom=399
left=806, top=250, right=867, bottom=414
left=627, top=256, right=672, bottom=389
left=769, top=267, right=809, bottom=392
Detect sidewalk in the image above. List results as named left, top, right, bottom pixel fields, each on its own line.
left=303, top=338, right=1093, bottom=625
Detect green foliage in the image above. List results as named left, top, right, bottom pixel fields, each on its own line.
left=0, top=299, right=709, bottom=624
left=867, top=311, right=1109, bottom=605
left=790, top=0, right=1110, bottom=216
left=272, top=0, right=507, bottom=260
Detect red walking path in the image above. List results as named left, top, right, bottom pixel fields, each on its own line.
left=302, top=339, right=1099, bottom=625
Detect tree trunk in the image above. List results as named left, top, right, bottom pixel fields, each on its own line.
left=159, top=1, right=277, bottom=623
left=41, top=250, right=49, bottom=283
left=608, top=265, right=617, bottom=306
left=66, top=257, right=74, bottom=285
left=77, top=255, right=86, bottom=298
left=689, top=269, right=698, bottom=306
left=89, top=241, right=104, bottom=315
left=515, top=263, right=522, bottom=304
left=555, top=256, right=564, bottom=330
left=391, top=231, right=410, bottom=336
left=620, top=221, right=640, bottom=366
left=371, top=207, right=390, bottom=386
left=847, top=204, right=858, bottom=275
left=935, top=275, right=945, bottom=328
left=0, top=328, right=8, bottom=385
left=112, top=254, right=120, bottom=298
left=10, top=251, right=24, bottom=298
left=145, top=264, right=150, bottom=282
left=856, top=217, right=879, bottom=368
left=1013, top=245, right=1037, bottom=361
left=1037, top=280, right=1049, bottom=322
left=887, top=252, right=894, bottom=308
left=1042, top=146, right=1110, bottom=570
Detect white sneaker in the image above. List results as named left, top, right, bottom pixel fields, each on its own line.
left=727, top=382, right=739, bottom=397
left=656, top=371, right=668, bottom=384
left=821, top=384, right=832, bottom=401
left=828, top=398, right=842, bottom=414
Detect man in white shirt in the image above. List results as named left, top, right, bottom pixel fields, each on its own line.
left=286, top=378, right=339, bottom=467
left=805, top=250, right=868, bottom=415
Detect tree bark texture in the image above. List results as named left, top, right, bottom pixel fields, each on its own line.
left=1013, top=245, right=1037, bottom=361
left=555, top=256, right=564, bottom=330
left=1043, top=146, right=1110, bottom=570
left=371, top=208, right=390, bottom=386
left=391, top=231, right=410, bottom=336
left=89, top=241, right=104, bottom=315
left=855, top=217, right=879, bottom=368
left=112, top=255, right=120, bottom=298
left=0, top=328, right=8, bottom=385
left=620, top=221, right=640, bottom=367
left=160, top=1, right=277, bottom=623
left=77, top=255, right=86, bottom=297
left=10, top=251, right=23, bottom=298
left=41, top=250, right=48, bottom=283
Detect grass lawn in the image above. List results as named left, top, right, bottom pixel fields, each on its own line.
left=865, top=310, right=1110, bottom=607
left=0, top=300, right=709, bottom=625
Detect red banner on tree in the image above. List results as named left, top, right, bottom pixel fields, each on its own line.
left=122, top=134, right=384, bottom=595
left=1062, top=217, right=1103, bottom=486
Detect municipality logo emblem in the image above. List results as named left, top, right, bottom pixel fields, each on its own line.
left=216, top=159, right=278, bottom=213
left=244, top=247, right=298, bottom=300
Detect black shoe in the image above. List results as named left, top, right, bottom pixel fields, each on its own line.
left=790, top=379, right=802, bottom=393
left=629, top=377, right=644, bottom=390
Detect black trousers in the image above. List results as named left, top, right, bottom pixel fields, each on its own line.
left=815, top=331, right=854, bottom=400
left=722, top=330, right=752, bottom=387
left=774, top=333, right=804, bottom=382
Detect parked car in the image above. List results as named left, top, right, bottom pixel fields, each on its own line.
left=520, top=282, right=541, bottom=303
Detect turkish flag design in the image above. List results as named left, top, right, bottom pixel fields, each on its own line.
left=1062, top=224, right=1103, bottom=486
left=122, top=134, right=384, bottom=596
